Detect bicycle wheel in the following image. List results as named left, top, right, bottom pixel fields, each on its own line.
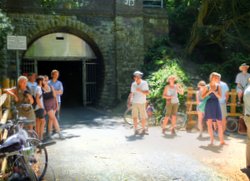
left=27, top=137, right=49, bottom=180
left=148, top=115, right=157, bottom=126
left=226, top=117, right=238, bottom=133
left=11, top=155, right=38, bottom=181
left=123, top=107, right=133, bottom=125
left=175, top=112, right=187, bottom=130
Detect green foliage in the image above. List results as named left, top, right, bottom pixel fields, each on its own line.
left=197, top=53, right=250, bottom=88
left=147, top=55, right=189, bottom=120
left=0, top=10, right=13, bottom=68
left=165, top=0, right=201, bottom=44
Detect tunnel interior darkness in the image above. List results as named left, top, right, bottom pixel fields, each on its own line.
left=37, top=61, right=83, bottom=107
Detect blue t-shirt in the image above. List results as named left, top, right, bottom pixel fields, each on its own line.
left=48, top=80, right=63, bottom=103
left=219, top=81, right=229, bottom=104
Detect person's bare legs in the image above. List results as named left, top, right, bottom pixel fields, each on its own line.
left=39, top=118, right=46, bottom=140
left=222, top=117, right=227, bottom=133
left=162, top=116, right=169, bottom=134
left=238, top=91, right=243, bottom=104
left=217, top=120, right=226, bottom=145
left=207, top=119, right=214, bottom=145
left=171, top=114, right=176, bottom=134
left=197, top=112, right=203, bottom=137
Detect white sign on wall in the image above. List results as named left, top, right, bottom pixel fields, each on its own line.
left=7, top=35, right=27, bottom=50
left=124, top=0, right=135, bottom=6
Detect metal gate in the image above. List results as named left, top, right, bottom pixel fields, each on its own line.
left=21, top=59, right=97, bottom=106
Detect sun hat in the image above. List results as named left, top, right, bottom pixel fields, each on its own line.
left=133, top=71, right=143, bottom=77
left=239, top=63, right=249, bottom=71
left=167, top=75, right=177, bottom=82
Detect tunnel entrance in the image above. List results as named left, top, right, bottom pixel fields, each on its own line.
left=22, top=32, right=100, bottom=106
left=37, top=61, right=82, bottom=107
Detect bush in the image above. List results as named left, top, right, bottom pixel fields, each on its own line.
left=145, top=57, right=190, bottom=122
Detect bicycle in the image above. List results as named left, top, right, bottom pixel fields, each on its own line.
left=0, top=120, right=38, bottom=181
left=0, top=104, right=56, bottom=181
left=123, top=104, right=157, bottom=129
left=226, top=116, right=242, bottom=133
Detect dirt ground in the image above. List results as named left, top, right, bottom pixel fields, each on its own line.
left=43, top=107, right=250, bottom=181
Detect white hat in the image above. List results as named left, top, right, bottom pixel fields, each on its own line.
left=239, top=63, right=249, bottom=71
left=133, top=71, right=143, bottom=77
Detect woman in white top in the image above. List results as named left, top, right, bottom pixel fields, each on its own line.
left=162, top=75, right=184, bottom=135
left=34, top=75, right=46, bottom=140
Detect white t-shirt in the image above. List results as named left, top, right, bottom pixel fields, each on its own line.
left=235, top=72, right=250, bottom=89
left=244, top=85, right=250, bottom=115
left=130, top=80, right=149, bottom=104
left=34, top=86, right=44, bottom=111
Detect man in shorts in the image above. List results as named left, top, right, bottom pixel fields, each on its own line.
left=235, top=63, right=250, bottom=105
left=129, top=71, right=149, bottom=135
left=215, top=73, right=230, bottom=136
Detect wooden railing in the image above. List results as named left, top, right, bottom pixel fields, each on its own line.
left=185, top=87, right=242, bottom=126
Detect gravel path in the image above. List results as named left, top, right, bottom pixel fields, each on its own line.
left=43, top=107, right=249, bottom=181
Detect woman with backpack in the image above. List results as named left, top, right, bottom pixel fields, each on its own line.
left=34, top=75, right=46, bottom=140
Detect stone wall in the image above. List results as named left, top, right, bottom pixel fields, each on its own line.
left=1, top=0, right=168, bottom=107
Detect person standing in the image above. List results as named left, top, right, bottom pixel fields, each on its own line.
left=27, top=73, right=37, bottom=97
left=196, top=80, right=206, bottom=138
left=202, top=72, right=225, bottom=145
left=129, top=71, right=149, bottom=135
left=43, top=75, right=64, bottom=140
left=243, top=80, right=250, bottom=170
left=4, top=76, right=36, bottom=131
left=49, top=70, right=63, bottom=122
left=235, top=63, right=250, bottom=105
left=162, top=75, right=184, bottom=135
left=216, top=74, right=230, bottom=136
left=34, top=75, right=46, bottom=141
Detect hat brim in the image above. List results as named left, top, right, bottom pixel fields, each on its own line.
left=239, top=65, right=249, bottom=71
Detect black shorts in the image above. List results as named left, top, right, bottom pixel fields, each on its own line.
left=35, top=108, right=45, bottom=119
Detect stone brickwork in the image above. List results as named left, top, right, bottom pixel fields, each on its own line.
left=1, top=0, right=168, bottom=107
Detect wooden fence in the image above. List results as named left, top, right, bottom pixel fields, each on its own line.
left=185, top=87, right=242, bottom=127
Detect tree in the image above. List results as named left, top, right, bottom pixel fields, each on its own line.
left=186, top=0, right=250, bottom=54
left=0, top=9, right=13, bottom=72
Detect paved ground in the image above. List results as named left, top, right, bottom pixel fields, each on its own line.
left=43, top=107, right=249, bottom=181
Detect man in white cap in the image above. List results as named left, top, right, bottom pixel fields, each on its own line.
left=129, top=71, right=149, bottom=135
left=235, top=63, right=250, bottom=105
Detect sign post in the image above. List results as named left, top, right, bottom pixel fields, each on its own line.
left=7, top=35, right=27, bottom=78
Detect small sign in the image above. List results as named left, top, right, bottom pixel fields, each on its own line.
left=7, top=35, right=27, bottom=50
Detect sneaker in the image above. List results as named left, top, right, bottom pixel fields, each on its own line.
left=171, top=129, right=176, bottom=135
left=213, top=131, right=218, bottom=137
left=224, top=131, right=230, bottom=136
left=197, top=133, right=203, bottom=138
left=162, top=128, right=166, bottom=135
left=141, top=129, right=149, bottom=135
left=58, top=132, right=65, bottom=140
left=134, top=130, right=139, bottom=135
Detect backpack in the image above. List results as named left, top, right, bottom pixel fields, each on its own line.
left=26, top=86, right=37, bottom=109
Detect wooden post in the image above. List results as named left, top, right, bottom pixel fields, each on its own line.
left=2, top=78, right=10, bottom=108
left=186, top=87, right=196, bottom=129
left=230, top=89, right=237, bottom=115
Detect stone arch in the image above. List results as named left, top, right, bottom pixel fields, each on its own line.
left=23, top=15, right=103, bottom=61
left=19, top=15, right=107, bottom=106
